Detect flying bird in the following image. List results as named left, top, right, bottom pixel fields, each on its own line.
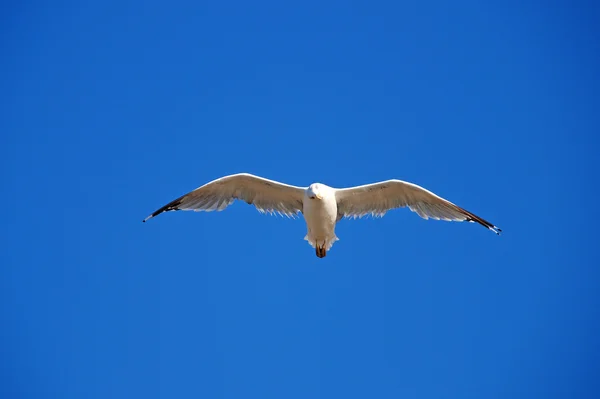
left=143, top=173, right=501, bottom=258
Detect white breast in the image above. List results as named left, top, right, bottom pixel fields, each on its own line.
left=302, top=193, right=339, bottom=250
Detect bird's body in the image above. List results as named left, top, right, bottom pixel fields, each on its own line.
left=302, top=184, right=339, bottom=257
left=144, top=173, right=501, bottom=258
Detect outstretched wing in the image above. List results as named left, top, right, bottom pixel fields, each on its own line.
left=335, top=180, right=500, bottom=234
left=144, top=173, right=306, bottom=222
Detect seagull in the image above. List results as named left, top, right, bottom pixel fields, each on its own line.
left=143, top=173, right=501, bottom=258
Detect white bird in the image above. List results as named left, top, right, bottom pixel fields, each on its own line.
left=143, top=173, right=500, bottom=258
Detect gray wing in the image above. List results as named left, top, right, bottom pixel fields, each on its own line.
left=144, top=173, right=306, bottom=222
left=335, top=180, right=501, bottom=234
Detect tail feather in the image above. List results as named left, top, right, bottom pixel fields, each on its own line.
left=304, top=235, right=339, bottom=250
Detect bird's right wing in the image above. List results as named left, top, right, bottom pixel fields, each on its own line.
left=335, top=179, right=501, bottom=234
left=144, top=173, right=306, bottom=222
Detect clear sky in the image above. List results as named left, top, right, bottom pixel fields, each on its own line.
left=2, top=1, right=599, bottom=398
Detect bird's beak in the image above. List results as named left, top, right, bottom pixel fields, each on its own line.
left=315, top=194, right=323, bottom=200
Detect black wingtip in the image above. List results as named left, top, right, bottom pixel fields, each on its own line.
left=143, top=197, right=184, bottom=223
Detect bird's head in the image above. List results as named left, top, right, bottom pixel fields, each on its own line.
left=307, top=183, right=325, bottom=200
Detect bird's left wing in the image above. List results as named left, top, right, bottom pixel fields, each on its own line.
left=143, top=173, right=306, bottom=222
left=335, top=180, right=501, bottom=234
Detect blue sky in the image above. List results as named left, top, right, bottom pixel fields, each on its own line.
left=2, top=1, right=599, bottom=398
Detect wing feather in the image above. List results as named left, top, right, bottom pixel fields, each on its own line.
left=335, top=180, right=501, bottom=234
left=144, top=173, right=305, bottom=222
